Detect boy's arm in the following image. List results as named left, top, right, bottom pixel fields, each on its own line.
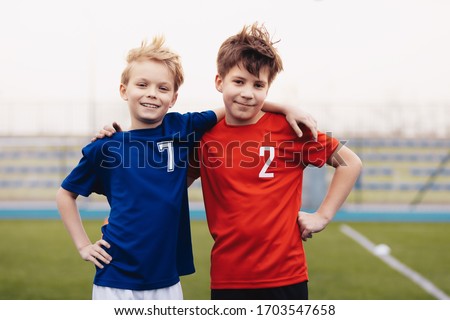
left=91, top=122, right=122, bottom=141
left=92, top=109, right=226, bottom=142
left=212, top=108, right=225, bottom=123
left=91, top=106, right=312, bottom=140
left=56, top=187, right=112, bottom=268
left=298, top=145, right=362, bottom=241
left=262, top=101, right=318, bottom=140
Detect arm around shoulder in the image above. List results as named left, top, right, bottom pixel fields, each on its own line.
left=262, top=101, right=318, bottom=139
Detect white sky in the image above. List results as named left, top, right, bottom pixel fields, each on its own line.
left=0, top=0, right=449, bottom=135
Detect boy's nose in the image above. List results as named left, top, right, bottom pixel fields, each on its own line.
left=146, top=88, right=157, bottom=98
left=240, top=87, right=254, bottom=99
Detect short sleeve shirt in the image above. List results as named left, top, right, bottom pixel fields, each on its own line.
left=62, top=111, right=217, bottom=290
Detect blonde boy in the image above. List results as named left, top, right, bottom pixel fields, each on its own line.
left=57, top=37, right=220, bottom=299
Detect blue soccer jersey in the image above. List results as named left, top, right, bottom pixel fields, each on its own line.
left=61, top=111, right=216, bottom=290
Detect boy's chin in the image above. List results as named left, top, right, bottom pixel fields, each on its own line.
left=226, top=111, right=263, bottom=125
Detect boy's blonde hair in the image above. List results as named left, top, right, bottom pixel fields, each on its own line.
left=121, top=36, right=184, bottom=92
left=217, top=23, right=283, bottom=85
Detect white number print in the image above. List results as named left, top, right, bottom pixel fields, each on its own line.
left=259, top=146, right=275, bottom=178
left=157, top=141, right=175, bottom=172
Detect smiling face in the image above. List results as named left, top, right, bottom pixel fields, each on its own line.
left=215, top=64, right=270, bottom=126
left=120, top=59, right=178, bottom=130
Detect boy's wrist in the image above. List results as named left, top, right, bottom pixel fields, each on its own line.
left=316, top=210, right=334, bottom=224
left=76, top=242, right=92, bottom=252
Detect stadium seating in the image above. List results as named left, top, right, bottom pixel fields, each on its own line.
left=0, top=136, right=449, bottom=205
left=346, top=138, right=450, bottom=204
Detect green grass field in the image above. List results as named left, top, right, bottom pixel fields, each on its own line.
left=0, top=219, right=449, bottom=300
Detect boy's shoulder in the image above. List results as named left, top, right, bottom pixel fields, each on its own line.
left=80, top=137, right=111, bottom=157
left=202, top=112, right=290, bottom=141
left=264, top=112, right=318, bottom=141
left=264, top=111, right=288, bottom=123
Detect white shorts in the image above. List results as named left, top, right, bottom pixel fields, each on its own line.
left=92, top=282, right=183, bottom=300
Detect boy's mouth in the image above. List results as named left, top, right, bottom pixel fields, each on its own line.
left=234, top=101, right=255, bottom=107
left=140, top=103, right=160, bottom=109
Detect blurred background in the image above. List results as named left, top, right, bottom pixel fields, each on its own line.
left=0, top=0, right=449, bottom=300
left=1, top=0, right=449, bottom=211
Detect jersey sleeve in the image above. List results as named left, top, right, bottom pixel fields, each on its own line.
left=61, top=142, right=105, bottom=196
left=185, top=110, right=217, bottom=137
left=301, top=132, right=340, bottom=168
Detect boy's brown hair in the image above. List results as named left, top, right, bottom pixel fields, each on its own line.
left=121, top=36, right=184, bottom=92
left=216, top=23, right=283, bottom=85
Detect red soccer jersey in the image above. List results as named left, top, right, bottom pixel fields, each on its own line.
left=191, top=112, right=340, bottom=289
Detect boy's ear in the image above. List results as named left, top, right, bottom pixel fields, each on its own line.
left=119, top=83, right=128, bottom=100
left=215, top=74, right=223, bottom=93
left=169, top=92, right=178, bottom=108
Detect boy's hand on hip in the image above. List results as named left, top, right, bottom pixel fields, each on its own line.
left=297, top=211, right=329, bottom=241
left=79, top=239, right=112, bottom=268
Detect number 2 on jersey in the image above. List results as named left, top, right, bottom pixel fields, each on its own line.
left=259, top=146, right=274, bottom=178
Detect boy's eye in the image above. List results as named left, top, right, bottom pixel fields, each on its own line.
left=137, top=83, right=147, bottom=88
left=233, top=80, right=243, bottom=85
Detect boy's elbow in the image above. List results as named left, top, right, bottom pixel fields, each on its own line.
left=56, top=187, right=63, bottom=201
left=346, top=152, right=362, bottom=178
left=332, top=146, right=362, bottom=173
left=56, top=187, right=77, bottom=204
left=56, top=187, right=66, bottom=201
left=353, top=154, right=363, bottom=174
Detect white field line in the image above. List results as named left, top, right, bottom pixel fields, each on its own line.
left=340, top=224, right=450, bottom=300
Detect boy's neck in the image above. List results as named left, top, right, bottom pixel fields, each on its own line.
left=130, top=120, right=163, bottom=130
left=225, top=110, right=266, bottom=126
